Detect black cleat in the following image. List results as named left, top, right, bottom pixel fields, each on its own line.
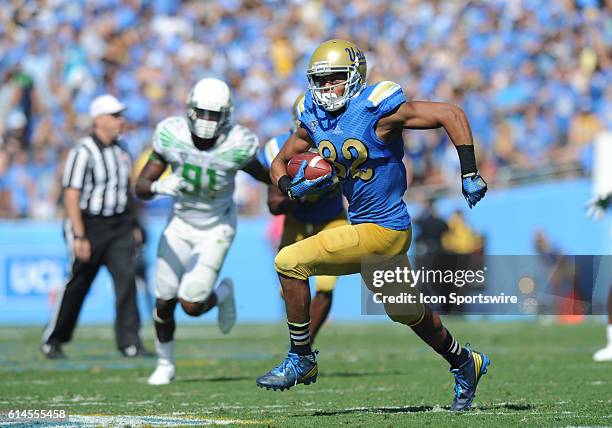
left=450, top=346, right=490, bottom=411
left=119, top=344, right=155, bottom=358
left=256, top=351, right=318, bottom=391
left=40, top=343, right=66, bottom=360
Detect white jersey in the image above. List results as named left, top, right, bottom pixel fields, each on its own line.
left=593, top=131, right=612, bottom=198
left=152, top=116, right=259, bottom=227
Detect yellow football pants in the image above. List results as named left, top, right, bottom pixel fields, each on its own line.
left=275, top=222, right=411, bottom=279
left=275, top=222, right=424, bottom=325
left=279, top=213, right=348, bottom=292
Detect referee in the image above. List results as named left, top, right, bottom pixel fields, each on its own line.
left=41, top=94, right=151, bottom=359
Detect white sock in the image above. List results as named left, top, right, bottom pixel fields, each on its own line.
left=607, top=324, right=612, bottom=346
left=215, top=283, right=230, bottom=304
left=155, top=339, right=174, bottom=365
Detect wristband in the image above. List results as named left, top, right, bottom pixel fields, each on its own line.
left=456, top=145, right=477, bottom=177
left=278, top=175, right=292, bottom=197
left=73, top=235, right=86, bottom=240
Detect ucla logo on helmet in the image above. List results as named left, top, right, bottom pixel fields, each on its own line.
left=344, top=47, right=365, bottom=65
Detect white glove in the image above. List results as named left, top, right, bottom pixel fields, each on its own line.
left=151, top=175, right=188, bottom=197
left=586, top=194, right=611, bottom=220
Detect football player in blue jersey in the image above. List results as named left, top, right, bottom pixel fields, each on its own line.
left=260, top=93, right=348, bottom=342
left=256, top=39, right=489, bottom=411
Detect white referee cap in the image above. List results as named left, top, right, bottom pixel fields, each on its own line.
left=89, top=94, right=127, bottom=118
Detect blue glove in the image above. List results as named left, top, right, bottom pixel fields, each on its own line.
left=462, top=174, right=487, bottom=208
left=288, top=160, right=334, bottom=199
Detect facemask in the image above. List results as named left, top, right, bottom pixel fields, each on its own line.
left=192, top=118, right=219, bottom=139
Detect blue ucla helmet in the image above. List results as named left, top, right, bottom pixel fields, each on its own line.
left=306, top=39, right=367, bottom=111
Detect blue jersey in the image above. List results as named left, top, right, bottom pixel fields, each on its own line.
left=297, top=81, right=410, bottom=230
left=259, top=131, right=344, bottom=224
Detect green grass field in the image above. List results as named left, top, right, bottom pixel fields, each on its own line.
left=1, top=320, right=611, bottom=427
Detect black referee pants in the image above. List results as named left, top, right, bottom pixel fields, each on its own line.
left=42, top=215, right=142, bottom=350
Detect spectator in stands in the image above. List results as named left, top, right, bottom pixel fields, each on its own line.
left=29, top=144, right=62, bottom=219
left=3, top=145, right=34, bottom=218
left=0, top=0, right=609, bottom=218
left=442, top=210, right=485, bottom=256
left=414, top=199, right=449, bottom=257
left=0, top=149, right=10, bottom=217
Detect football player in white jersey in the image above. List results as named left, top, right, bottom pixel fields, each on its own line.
left=136, top=78, right=270, bottom=385
left=586, top=131, right=612, bottom=362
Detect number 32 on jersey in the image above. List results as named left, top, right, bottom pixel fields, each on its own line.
left=318, top=138, right=373, bottom=181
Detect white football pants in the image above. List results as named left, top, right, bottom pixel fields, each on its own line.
left=155, top=215, right=235, bottom=303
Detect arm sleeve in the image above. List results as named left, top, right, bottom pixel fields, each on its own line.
left=234, top=127, right=260, bottom=169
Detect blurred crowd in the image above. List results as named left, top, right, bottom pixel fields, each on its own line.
left=0, top=0, right=609, bottom=219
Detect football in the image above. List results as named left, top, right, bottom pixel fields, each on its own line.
left=287, top=152, right=332, bottom=180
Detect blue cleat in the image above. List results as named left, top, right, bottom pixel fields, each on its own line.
left=256, top=351, right=318, bottom=391
left=450, top=346, right=490, bottom=411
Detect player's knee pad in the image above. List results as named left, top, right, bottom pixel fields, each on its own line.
left=177, top=262, right=217, bottom=303
left=155, top=260, right=181, bottom=301
left=314, top=275, right=337, bottom=293
left=274, top=245, right=309, bottom=280
left=386, top=303, right=425, bottom=327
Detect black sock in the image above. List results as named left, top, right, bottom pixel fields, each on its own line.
left=437, top=329, right=470, bottom=368
left=288, top=320, right=312, bottom=355
left=153, top=309, right=176, bottom=343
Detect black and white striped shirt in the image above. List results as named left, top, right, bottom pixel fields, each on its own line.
left=62, top=134, right=132, bottom=217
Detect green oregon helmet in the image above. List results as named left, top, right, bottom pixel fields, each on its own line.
left=306, top=39, right=367, bottom=111
left=291, top=92, right=305, bottom=132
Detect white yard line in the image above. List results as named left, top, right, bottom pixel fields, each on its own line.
left=6, top=414, right=259, bottom=427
